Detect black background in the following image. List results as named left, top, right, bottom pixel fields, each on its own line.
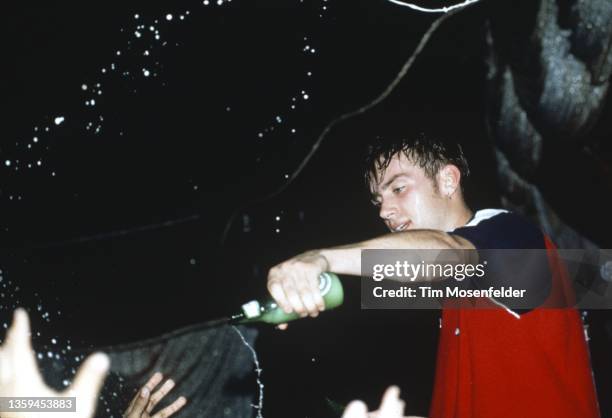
left=1, top=0, right=611, bottom=417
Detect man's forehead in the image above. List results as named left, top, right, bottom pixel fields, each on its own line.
left=370, top=153, right=420, bottom=192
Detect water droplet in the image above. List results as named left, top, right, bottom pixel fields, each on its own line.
left=54, top=116, right=65, bottom=125
left=166, top=13, right=173, bottom=21
left=4, top=160, right=11, bottom=167
left=81, top=84, right=88, bottom=91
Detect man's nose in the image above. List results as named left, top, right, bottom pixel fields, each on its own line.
left=379, top=201, right=396, bottom=221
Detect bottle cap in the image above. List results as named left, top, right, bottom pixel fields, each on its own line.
left=242, top=300, right=262, bottom=318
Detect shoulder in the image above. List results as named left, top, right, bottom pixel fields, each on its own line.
left=450, top=208, right=545, bottom=249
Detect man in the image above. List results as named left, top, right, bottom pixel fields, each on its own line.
left=266, top=133, right=600, bottom=418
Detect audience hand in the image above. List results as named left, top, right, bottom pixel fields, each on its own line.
left=0, top=308, right=109, bottom=418
left=123, top=372, right=186, bottom=418
left=341, top=386, right=425, bottom=418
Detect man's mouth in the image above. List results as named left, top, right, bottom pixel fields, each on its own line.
left=391, top=222, right=410, bottom=232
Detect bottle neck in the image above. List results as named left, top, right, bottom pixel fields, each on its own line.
left=230, top=312, right=247, bottom=323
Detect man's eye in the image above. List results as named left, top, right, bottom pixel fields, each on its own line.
left=393, top=186, right=405, bottom=194
left=371, top=199, right=381, bottom=207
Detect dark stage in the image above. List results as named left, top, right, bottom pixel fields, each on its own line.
left=1, top=0, right=611, bottom=417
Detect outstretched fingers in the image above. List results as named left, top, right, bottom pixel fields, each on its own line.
left=68, top=352, right=110, bottom=417
left=151, top=396, right=187, bottom=418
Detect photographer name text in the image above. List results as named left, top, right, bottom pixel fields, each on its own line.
left=372, top=286, right=526, bottom=299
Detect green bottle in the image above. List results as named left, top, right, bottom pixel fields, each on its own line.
left=231, top=272, right=344, bottom=325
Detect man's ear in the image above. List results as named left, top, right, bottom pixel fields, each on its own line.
left=438, top=164, right=461, bottom=197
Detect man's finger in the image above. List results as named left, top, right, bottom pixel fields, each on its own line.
left=342, top=400, right=368, bottom=418
left=126, top=385, right=152, bottom=417
left=126, top=371, right=163, bottom=415
left=284, top=276, right=307, bottom=316
left=295, top=276, right=319, bottom=317
left=143, top=372, right=164, bottom=393
left=152, top=396, right=187, bottom=418
left=68, top=352, right=110, bottom=417
left=307, top=274, right=326, bottom=314
left=275, top=323, right=289, bottom=331
left=6, top=309, right=39, bottom=378
left=146, top=379, right=175, bottom=413
left=268, top=280, right=292, bottom=314
left=7, top=309, right=32, bottom=352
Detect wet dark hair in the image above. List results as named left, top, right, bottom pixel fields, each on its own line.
left=364, top=132, right=470, bottom=191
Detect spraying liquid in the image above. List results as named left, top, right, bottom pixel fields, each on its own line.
left=228, top=273, right=343, bottom=417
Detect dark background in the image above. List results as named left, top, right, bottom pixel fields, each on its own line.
left=0, top=1, right=610, bottom=417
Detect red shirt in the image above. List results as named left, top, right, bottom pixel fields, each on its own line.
left=430, top=210, right=600, bottom=418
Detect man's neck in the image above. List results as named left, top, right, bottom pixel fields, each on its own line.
left=446, top=205, right=473, bottom=231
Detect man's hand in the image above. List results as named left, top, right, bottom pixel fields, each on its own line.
left=0, top=308, right=110, bottom=418
left=123, top=372, right=186, bottom=418
left=341, top=386, right=425, bottom=418
left=266, top=250, right=330, bottom=319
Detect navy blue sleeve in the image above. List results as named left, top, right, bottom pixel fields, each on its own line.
left=451, top=212, right=545, bottom=250
left=449, top=212, right=552, bottom=313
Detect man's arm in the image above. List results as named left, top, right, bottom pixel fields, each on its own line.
left=267, top=230, right=475, bottom=318
left=320, top=229, right=474, bottom=276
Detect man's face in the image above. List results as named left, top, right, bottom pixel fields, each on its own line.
left=370, top=153, right=451, bottom=232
